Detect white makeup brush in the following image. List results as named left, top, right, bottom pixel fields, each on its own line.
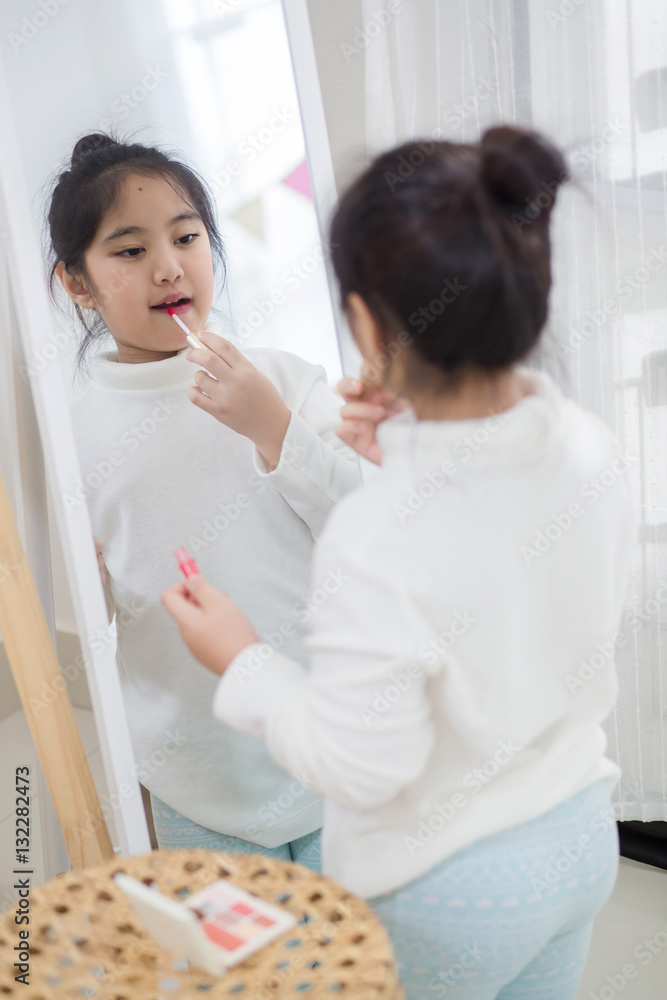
left=167, top=308, right=206, bottom=350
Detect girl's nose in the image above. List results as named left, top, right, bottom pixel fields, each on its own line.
left=152, top=247, right=184, bottom=284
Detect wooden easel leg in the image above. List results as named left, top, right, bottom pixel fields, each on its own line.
left=0, top=470, right=114, bottom=868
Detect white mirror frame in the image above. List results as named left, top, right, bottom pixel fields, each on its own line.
left=282, top=0, right=361, bottom=377
left=0, top=0, right=354, bottom=864
left=0, top=53, right=152, bottom=860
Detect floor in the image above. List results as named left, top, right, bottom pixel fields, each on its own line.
left=575, top=856, right=667, bottom=999
left=1, top=708, right=666, bottom=996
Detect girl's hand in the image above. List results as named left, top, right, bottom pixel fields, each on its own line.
left=336, top=377, right=411, bottom=465
left=161, top=573, right=261, bottom=676
left=186, top=330, right=291, bottom=470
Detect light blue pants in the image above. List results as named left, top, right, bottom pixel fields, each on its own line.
left=149, top=793, right=322, bottom=872
left=368, top=780, right=618, bottom=1000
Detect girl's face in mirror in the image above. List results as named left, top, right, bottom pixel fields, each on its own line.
left=75, top=173, right=215, bottom=362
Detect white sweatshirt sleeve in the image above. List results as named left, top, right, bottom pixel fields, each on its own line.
left=251, top=370, right=361, bottom=539
left=212, top=527, right=436, bottom=810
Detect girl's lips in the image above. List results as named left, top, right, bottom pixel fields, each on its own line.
left=152, top=297, right=191, bottom=315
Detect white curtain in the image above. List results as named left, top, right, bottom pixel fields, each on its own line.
left=362, top=0, right=667, bottom=821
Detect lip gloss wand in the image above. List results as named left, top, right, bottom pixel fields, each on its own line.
left=167, top=308, right=206, bottom=351
left=174, top=547, right=200, bottom=580
left=174, top=547, right=202, bottom=606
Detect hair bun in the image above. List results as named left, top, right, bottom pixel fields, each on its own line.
left=480, top=125, right=568, bottom=216
left=71, top=133, right=117, bottom=168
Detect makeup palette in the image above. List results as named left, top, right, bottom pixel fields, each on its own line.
left=115, top=873, right=296, bottom=976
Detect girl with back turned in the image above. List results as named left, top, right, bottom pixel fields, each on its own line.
left=164, top=125, right=635, bottom=999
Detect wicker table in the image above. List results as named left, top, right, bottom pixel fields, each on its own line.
left=0, top=849, right=403, bottom=999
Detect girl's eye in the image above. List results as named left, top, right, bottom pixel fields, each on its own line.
left=117, top=247, right=143, bottom=258
left=176, top=233, right=199, bottom=246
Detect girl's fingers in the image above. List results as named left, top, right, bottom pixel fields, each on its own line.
left=161, top=582, right=202, bottom=623
left=162, top=574, right=214, bottom=617
left=181, top=574, right=214, bottom=606
left=187, top=384, right=218, bottom=412
left=336, top=376, right=363, bottom=398
left=366, top=384, right=402, bottom=406
left=337, top=417, right=371, bottom=445
left=186, top=346, right=227, bottom=381
left=335, top=421, right=383, bottom=465
left=356, top=382, right=391, bottom=405
left=161, top=582, right=189, bottom=615
left=197, top=330, right=245, bottom=368
left=335, top=422, right=357, bottom=448
left=341, top=401, right=386, bottom=421
left=336, top=376, right=384, bottom=403
left=193, top=369, right=220, bottom=392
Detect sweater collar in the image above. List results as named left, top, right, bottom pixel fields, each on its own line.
left=376, top=368, right=565, bottom=470
left=87, top=348, right=194, bottom=391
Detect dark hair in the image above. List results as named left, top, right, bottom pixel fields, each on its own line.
left=47, top=133, right=226, bottom=367
left=330, top=125, right=568, bottom=388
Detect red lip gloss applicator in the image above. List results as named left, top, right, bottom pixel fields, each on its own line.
left=175, top=547, right=200, bottom=580
left=167, top=308, right=206, bottom=351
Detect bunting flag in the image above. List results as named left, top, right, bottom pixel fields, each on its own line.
left=282, top=160, right=312, bottom=199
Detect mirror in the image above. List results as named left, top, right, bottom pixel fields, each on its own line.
left=0, top=0, right=361, bottom=858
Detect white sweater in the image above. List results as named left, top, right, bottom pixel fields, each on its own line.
left=213, top=369, right=636, bottom=898
left=68, top=345, right=360, bottom=845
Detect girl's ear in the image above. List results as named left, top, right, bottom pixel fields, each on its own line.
left=55, top=261, right=95, bottom=310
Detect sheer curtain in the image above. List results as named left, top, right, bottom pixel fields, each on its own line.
left=361, top=0, right=667, bottom=821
